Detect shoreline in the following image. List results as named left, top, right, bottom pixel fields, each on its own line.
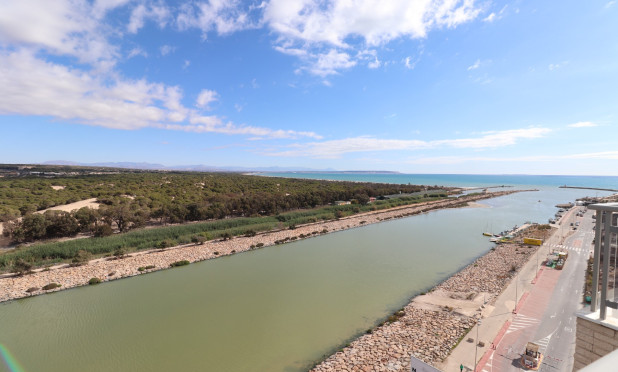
left=310, top=221, right=554, bottom=371
left=0, top=190, right=527, bottom=303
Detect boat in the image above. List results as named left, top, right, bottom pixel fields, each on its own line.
left=482, top=232, right=492, bottom=237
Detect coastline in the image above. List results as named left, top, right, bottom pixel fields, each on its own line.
left=0, top=190, right=525, bottom=303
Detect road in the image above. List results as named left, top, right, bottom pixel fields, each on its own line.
left=482, top=206, right=594, bottom=372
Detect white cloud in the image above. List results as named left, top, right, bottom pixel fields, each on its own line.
left=467, top=59, right=480, bottom=70
left=0, top=0, right=116, bottom=65
left=128, top=3, right=171, bottom=34
left=264, top=0, right=483, bottom=75
left=435, top=128, right=551, bottom=149
left=606, top=1, right=616, bottom=9
left=307, top=50, right=357, bottom=76
left=128, top=47, right=148, bottom=58
left=548, top=61, right=569, bottom=71
left=404, top=56, right=415, bottom=69
left=0, top=49, right=320, bottom=139
left=196, top=89, right=219, bottom=109
left=265, top=128, right=550, bottom=158
left=177, top=0, right=261, bottom=36
left=568, top=121, right=597, bottom=128
left=159, top=44, right=175, bottom=56
left=368, top=57, right=381, bottom=69
left=483, top=13, right=496, bottom=22
left=407, top=151, right=618, bottom=165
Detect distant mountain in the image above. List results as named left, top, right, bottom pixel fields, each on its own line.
left=40, top=161, right=341, bottom=173
left=43, top=161, right=166, bottom=170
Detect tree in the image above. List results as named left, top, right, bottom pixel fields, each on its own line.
left=74, top=207, right=99, bottom=233
left=44, top=210, right=79, bottom=238
left=21, top=213, right=48, bottom=241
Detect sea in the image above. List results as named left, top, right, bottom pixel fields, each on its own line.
left=257, top=173, right=618, bottom=190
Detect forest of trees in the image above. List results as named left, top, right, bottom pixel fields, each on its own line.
left=0, top=167, right=445, bottom=244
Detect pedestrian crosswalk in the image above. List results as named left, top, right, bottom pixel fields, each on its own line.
left=546, top=243, right=590, bottom=254
left=533, top=332, right=553, bottom=353
left=505, top=314, right=539, bottom=334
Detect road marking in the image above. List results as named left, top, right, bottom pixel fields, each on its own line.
left=506, top=314, right=540, bottom=334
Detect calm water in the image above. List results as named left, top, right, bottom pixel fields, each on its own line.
left=0, top=175, right=615, bottom=372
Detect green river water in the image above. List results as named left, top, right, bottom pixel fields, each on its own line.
left=0, top=187, right=609, bottom=372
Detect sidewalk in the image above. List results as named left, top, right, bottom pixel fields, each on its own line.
left=438, top=240, right=550, bottom=371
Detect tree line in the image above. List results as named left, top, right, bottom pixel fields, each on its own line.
left=1, top=170, right=443, bottom=243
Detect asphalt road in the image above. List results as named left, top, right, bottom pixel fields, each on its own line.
left=533, top=207, right=595, bottom=372
left=484, top=206, right=594, bottom=372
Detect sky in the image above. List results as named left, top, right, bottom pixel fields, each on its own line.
left=1, top=0, right=617, bottom=175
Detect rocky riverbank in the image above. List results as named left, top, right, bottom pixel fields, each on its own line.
left=310, top=225, right=550, bottom=372
left=0, top=190, right=524, bottom=303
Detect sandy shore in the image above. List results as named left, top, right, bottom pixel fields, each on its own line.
left=0, top=190, right=524, bottom=303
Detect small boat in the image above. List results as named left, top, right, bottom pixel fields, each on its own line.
left=490, top=237, right=501, bottom=242
left=482, top=232, right=492, bottom=237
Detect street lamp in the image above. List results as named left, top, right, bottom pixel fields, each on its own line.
left=474, top=319, right=482, bottom=372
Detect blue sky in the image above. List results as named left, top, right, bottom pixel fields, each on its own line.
left=1, top=0, right=617, bottom=175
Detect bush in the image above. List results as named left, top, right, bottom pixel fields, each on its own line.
left=70, top=249, right=91, bottom=267
left=157, top=239, right=176, bottom=249
left=256, top=242, right=264, bottom=247
left=12, top=259, right=33, bottom=275
left=191, top=235, right=207, bottom=245
left=42, top=283, right=61, bottom=290
left=170, top=260, right=190, bottom=267
left=94, top=224, right=113, bottom=237
left=26, top=287, right=39, bottom=293
left=88, top=277, right=102, bottom=285
left=113, top=248, right=127, bottom=259
left=138, top=265, right=156, bottom=272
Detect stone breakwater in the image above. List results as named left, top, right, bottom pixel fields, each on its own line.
left=0, top=190, right=522, bottom=303
left=311, top=234, right=541, bottom=371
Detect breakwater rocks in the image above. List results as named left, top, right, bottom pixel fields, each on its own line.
left=0, top=190, right=522, bottom=303
left=311, top=235, right=541, bottom=371
left=312, top=307, right=475, bottom=372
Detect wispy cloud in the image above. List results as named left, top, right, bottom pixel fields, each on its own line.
left=264, top=0, right=482, bottom=75
left=0, top=49, right=320, bottom=139
left=195, top=89, right=218, bottom=110
left=606, top=1, right=616, bottom=9
left=467, top=59, right=481, bottom=70
left=265, top=128, right=551, bottom=158
left=549, top=61, right=569, bottom=71
left=159, top=44, right=175, bottom=56
left=568, top=121, right=597, bottom=128
left=406, top=151, right=618, bottom=165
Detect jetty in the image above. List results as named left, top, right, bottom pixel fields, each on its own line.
left=559, top=185, right=618, bottom=192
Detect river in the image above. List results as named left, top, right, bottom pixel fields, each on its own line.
left=0, top=183, right=614, bottom=372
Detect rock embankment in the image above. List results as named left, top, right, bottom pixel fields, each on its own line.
left=0, top=190, right=522, bottom=303
left=311, top=232, right=542, bottom=371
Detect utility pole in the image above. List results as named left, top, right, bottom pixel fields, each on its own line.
left=474, top=319, right=482, bottom=371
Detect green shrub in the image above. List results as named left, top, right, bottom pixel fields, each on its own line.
left=170, top=260, right=190, bottom=267
left=42, top=283, right=61, bottom=290
left=256, top=242, right=264, bottom=247
left=26, top=287, right=39, bottom=293
left=113, top=248, right=127, bottom=258
left=88, top=277, right=102, bottom=285
left=157, top=239, right=176, bottom=249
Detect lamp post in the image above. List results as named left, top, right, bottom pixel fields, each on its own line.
left=474, top=319, right=482, bottom=372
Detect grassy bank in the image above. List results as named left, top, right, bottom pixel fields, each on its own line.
left=0, top=193, right=447, bottom=271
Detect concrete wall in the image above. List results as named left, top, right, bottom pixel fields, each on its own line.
left=574, top=316, right=618, bottom=370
